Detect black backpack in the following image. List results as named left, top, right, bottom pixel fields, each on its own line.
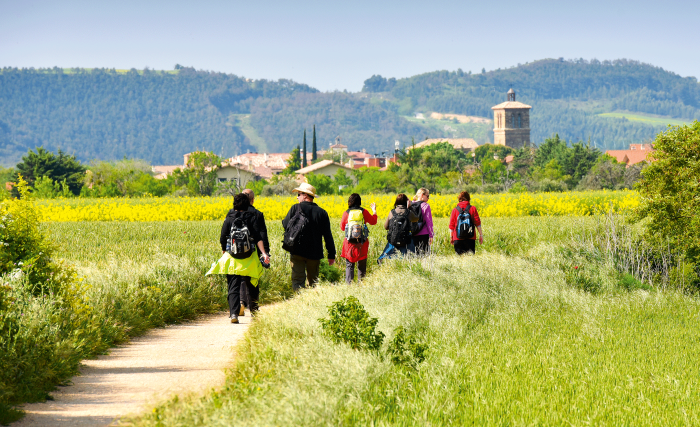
left=456, top=205, right=475, bottom=240
left=228, top=216, right=255, bottom=259
left=408, top=201, right=424, bottom=235
left=282, top=204, right=309, bottom=252
left=387, top=208, right=412, bottom=247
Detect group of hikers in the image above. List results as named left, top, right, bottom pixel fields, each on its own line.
left=213, top=183, right=484, bottom=323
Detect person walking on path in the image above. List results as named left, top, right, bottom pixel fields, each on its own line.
left=239, top=189, right=269, bottom=316
left=379, top=193, right=419, bottom=262
left=448, top=191, right=484, bottom=255
left=218, top=193, right=270, bottom=323
left=281, top=183, right=336, bottom=291
left=340, top=193, right=377, bottom=283
left=410, top=188, right=434, bottom=256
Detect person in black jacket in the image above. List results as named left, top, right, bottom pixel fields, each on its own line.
left=239, top=189, right=269, bottom=315
left=242, top=189, right=270, bottom=255
left=220, top=193, right=270, bottom=323
left=281, top=183, right=336, bottom=291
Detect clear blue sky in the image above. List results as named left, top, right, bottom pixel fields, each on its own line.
left=1, top=0, right=698, bottom=92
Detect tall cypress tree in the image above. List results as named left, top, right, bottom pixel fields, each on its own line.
left=302, top=129, right=307, bottom=168
left=312, top=125, right=317, bottom=162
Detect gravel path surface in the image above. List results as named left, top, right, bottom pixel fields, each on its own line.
left=14, top=312, right=250, bottom=426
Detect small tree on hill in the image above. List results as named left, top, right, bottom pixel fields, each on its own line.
left=282, top=145, right=302, bottom=175
left=312, top=125, right=318, bottom=162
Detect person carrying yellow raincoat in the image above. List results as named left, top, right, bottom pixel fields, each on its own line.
left=206, top=193, right=270, bottom=323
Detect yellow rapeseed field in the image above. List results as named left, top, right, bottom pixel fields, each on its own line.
left=36, top=191, right=640, bottom=221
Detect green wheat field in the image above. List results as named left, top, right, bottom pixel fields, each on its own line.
left=26, top=216, right=697, bottom=426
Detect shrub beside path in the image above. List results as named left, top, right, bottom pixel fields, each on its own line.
left=14, top=313, right=249, bottom=426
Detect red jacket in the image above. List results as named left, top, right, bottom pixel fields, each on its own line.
left=340, top=208, right=378, bottom=262
left=448, top=201, right=481, bottom=244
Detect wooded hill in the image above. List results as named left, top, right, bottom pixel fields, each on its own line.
left=1, top=59, right=698, bottom=166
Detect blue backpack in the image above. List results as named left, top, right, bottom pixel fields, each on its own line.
left=456, top=205, right=475, bottom=240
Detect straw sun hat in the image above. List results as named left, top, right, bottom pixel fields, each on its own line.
left=292, top=182, right=317, bottom=197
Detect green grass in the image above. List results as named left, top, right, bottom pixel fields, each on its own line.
left=8, top=215, right=691, bottom=424
left=128, top=250, right=700, bottom=426
left=106, top=215, right=699, bottom=426
left=598, top=111, right=689, bottom=127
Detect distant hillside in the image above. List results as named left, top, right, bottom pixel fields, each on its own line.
left=0, top=67, right=317, bottom=165
left=364, top=58, right=700, bottom=148
left=1, top=59, right=699, bottom=166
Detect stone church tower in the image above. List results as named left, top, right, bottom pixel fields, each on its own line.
left=492, top=88, right=532, bottom=149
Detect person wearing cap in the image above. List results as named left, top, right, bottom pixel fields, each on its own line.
left=281, top=183, right=336, bottom=291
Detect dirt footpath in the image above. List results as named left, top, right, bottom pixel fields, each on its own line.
left=15, top=312, right=250, bottom=426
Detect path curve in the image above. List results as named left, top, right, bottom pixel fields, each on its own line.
left=15, top=312, right=250, bottom=426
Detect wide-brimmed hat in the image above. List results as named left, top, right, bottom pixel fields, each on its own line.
left=292, top=182, right=317, bottom=197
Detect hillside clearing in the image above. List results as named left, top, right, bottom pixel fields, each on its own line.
left=598, top=111, right=689, bottom=126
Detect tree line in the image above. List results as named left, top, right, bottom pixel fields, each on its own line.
left=1, top=134, right=647, bottom=202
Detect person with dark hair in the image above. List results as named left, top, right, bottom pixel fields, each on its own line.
left=340, top=193, right=377, bottom=283
left=217, top=193, right=270, bottom=323
left=239, top=189, right=269, bottom=316
left=448, top=191, right=483, bottom=255
left=410, top=188, right=434, bottom=256
left=378, top=193, right=419, bottom=262
left=281, top=183, right=336, bottom=291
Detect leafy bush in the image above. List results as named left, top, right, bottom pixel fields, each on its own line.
left=319, top=296, right=385, bottom=351
left=318, top=259, right=342, bottom=283
left=387, top=326, right=428, bottom=369
left=0, top=177, right=76, bottom=296
left=618, top=273, right=653, bottom=292
left=537, top=178, right=568, bottom=192
left=637, top=121, right=700, bottom=266
left=564, top=265, right=601, bottom=294
left=0, top=178, right=89, bottom=423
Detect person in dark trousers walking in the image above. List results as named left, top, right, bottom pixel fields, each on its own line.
left=379, top=193, right=419, bottom=261
left=448, top=191, right=484, bottom=254
left=220, top=193, right=270, bottom=323
left=281, top=183, right=336, bottom=291
left=339, top=193, right=377, bottom=283
left=239, top=189, right=269, bottom=316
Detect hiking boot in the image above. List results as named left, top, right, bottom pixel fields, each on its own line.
left=239, top=303, right=245, bottom=317
left=230, top=315, right=239, bottom=324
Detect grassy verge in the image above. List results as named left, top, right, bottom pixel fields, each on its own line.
left=108, top=215, right=698, bottom=425
left=127, top=248, right=700, bottom=425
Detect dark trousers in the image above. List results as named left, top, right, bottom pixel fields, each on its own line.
left=290, top=254, right=320, bottom=291
left=454, top=239, right=476, bottom=255
left=240, top=281, right=249, bottom=307
left=227, top=275, right=259, bottom=316
left=345, top=258, right=367, bottom=283
left=413, top=234, right=431, bottom=256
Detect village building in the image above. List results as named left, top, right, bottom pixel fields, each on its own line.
left=227, top=152, right=291, bottom=179
left=295, top=160, right=356, bottom=184
left=215, top=163, right=260, bottom=186
left=605, top=143, right=655, bottom=167
left=152, top=152, right=261, bottom=183
left=409, top=138, right=479, bottom=153
left=492, top=89, right=532, bottom=149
